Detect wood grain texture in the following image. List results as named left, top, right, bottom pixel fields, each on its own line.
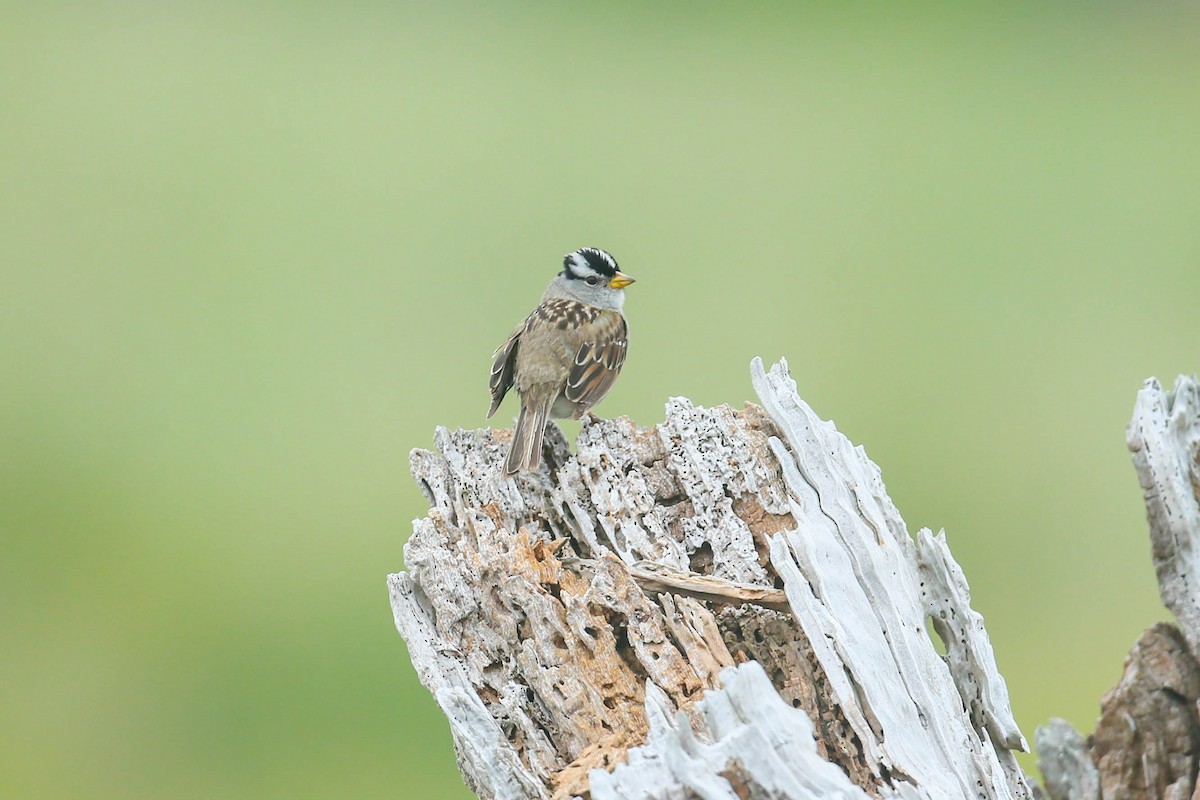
left=1037, top=375, right=1200, bottom=800
left=1035, top=718, right=1099, bottom=800
left=1127, top=376, right=1200, bottom=653
left=390, top=357, right=1031, bottom=799
left=1091, top=624, right=1200, bottom=799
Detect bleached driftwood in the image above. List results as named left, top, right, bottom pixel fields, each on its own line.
left=1036, top=376, right=1200, bottom=800
left=390, top=357, right=1032, bottom=799
left=1128, top=377, right=1200, bottom=654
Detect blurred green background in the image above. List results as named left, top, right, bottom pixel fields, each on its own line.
left=3, top=3, right=1198, bottom=797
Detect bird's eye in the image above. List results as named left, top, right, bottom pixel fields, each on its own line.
left=585, top=276, right=600, bottom=286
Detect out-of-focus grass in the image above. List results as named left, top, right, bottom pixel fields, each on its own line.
left=2, top=3, right=1198, bottom=797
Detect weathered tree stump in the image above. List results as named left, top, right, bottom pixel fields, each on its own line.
left=390, top=357, right=1033, bottom=799
left=1037, top=376, right=1200, bottom=800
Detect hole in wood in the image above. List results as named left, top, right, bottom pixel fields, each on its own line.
left=925, top=615, right=949, bottom=657
left=613, top=624, right=648, bottom=680
left=689, top=541, right=715, bottom=575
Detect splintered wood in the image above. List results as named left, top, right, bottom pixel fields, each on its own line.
left=1036, top=375, right=1200, bottom=800
left=1128, top=376, right=1200, bottom=655
left=390, top=357, right=1031, bottom=800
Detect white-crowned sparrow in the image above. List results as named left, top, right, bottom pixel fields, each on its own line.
left=488, top=247, right=635, bottom=475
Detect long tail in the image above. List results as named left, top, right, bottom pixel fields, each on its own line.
left=504, top=394, right=554, bottom=475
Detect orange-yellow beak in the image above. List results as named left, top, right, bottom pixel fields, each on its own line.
left=608, top=271, right=635, bottom=289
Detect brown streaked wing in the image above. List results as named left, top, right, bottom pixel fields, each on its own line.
left=564, top=313, right=628, bottom=414
left=487, top=317, right=529, bottom=418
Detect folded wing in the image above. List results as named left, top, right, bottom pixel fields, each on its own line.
left=564, top=313, right=628, bottom=416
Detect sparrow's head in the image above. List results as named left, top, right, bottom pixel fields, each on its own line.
left=559, top=247, right=635, bottom=308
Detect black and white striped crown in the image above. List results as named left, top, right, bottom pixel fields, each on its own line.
left=562, top=247, right=618, bottom=280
